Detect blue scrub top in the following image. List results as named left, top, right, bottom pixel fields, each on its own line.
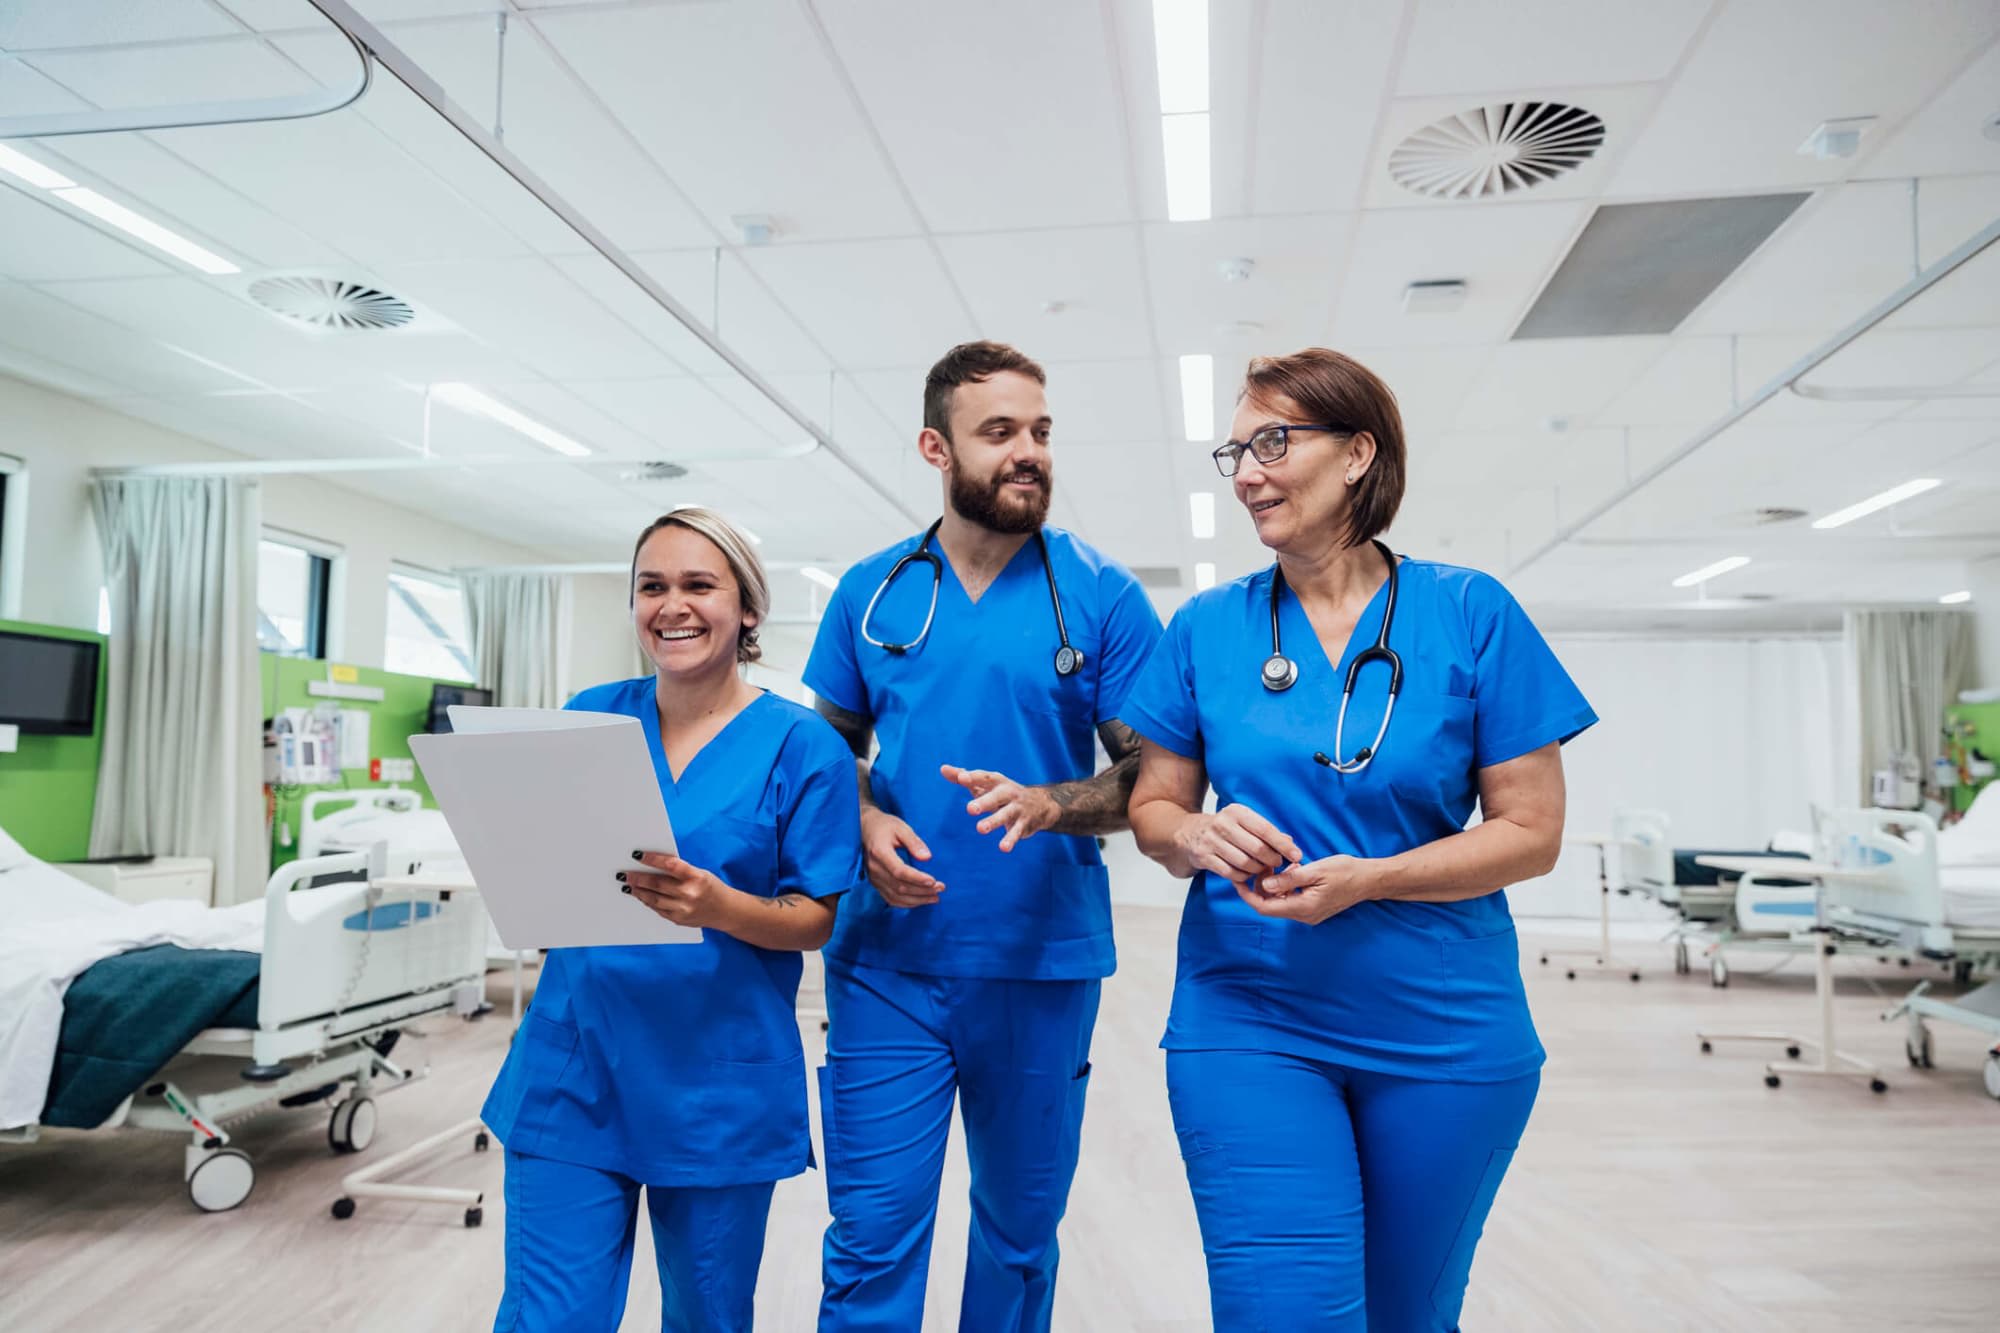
left=1121, top=559, right=1597, bottom=1082
left=804, top=525, right=1163, bottom=981
left=481, top=679, right=866, bottom=1187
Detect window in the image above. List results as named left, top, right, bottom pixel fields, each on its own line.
left=384, top=564, right=474, bottom=682
left=257, top=536, right=332, bottom=658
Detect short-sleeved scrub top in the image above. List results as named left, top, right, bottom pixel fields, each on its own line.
left=482, top=679, right=867, bottom=1185
left=804, top=526, right=1164, bottom=981
left=1119, top=559, right=1597, bottom=1082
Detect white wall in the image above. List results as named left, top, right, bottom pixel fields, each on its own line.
left=1967, top=554, right=2000, bottom=694
left=1515, top=634, right=1846, bottom=919
left=0, top=375, right=629, bottom=685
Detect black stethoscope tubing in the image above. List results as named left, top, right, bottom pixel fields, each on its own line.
left=860, top=519, right=1083, bottom=678
left=1260, top=539, right=1402, bottom=773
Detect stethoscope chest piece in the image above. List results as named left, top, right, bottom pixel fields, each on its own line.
left=1054, top=644, right=1083, bottom=677
left=1260, top=653, right=1298, bottom=692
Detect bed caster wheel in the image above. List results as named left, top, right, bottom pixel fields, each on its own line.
left=1700, top=1040, right=1712, bottom=1054
left=465, top=1207, right=484, bottom=1228
left=1710, top=957, right=1729, bottom=988
left=187, top=1148, right=255, bottom=1213
left=1898, top=958, right=1910, bottom=968
left=1764, top=1074, right=1781, bottom=1088
left=1981, top=1053, right=2000, bottom=1100
left=331, top=1197, right=356, bottom=1220
left=1786, top=1045, right=1801, bottom=1059
left=1630, top=971, right=1641, bottom=983
left=474, top=1131, right=491, bottom=1153
left=329, top=1096, right=377, bottom=1154
left=1870, top=1079, right=1888, bottom=1094
left=1539, top=955, right=1549, bottom=966
left=1906, top=1028, right=1933, bottom=1069
left=1565, top=969, right=1576, bottom=980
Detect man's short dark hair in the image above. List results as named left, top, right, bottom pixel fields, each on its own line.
left=923, top=341, right=1046, bottom=439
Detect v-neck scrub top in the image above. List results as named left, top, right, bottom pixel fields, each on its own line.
left=1119, top=559, right=1597, bottom=1082
left=804, top=525, right=1163, bottom=980
left=481, top=680, right=868, bottom=1186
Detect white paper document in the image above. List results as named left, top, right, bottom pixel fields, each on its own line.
left=409, top=706, right=699, bottom=949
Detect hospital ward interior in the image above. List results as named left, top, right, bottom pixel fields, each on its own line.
left=4, top=1, right=2000, bottom=1330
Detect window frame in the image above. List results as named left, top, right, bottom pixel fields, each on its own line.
left=384, top=561, right=475, bottom=683
left=258, top=529, right=339, bottom=661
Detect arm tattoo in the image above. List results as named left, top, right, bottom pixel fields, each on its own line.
left=815, top=697, right=881, bottom=811
left=1037, top=719, right=1144, bottom=837
left=765, top=893, right=809, bottom=911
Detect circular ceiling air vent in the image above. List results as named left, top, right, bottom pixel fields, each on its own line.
left=1389, top=101, right=1606, bottom=200
left=248, top=275, right=416, bottom=331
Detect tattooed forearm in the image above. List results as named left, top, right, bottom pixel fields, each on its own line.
left=765, top=893, right=809, bottom=911
left=815, top=697, right=881, bottom=811
left=1040, top=754, right=1141, bottom=836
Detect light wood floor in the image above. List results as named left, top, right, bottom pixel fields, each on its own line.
left=4, top=906, right=1998, bottom=1331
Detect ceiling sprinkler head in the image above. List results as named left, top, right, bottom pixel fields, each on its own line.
left=1217, top=257, right=1254, bottom=283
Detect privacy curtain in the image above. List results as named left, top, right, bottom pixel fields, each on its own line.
left=463, top=572, right=568, bottom=709
left=88, top=475, right=266, bottom=905
left=1845, top=609, right=1975, bottom=804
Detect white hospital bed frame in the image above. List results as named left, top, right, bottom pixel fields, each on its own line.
left=0, top=850, right=489, bottom=1215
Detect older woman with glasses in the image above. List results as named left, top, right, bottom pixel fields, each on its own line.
left=1123, top=349, right=1597, bottom=1331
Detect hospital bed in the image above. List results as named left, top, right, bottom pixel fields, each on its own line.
left=1599, top=809, right=1821, bottom=985
left=1, top=830, right=488, bottom=1213
left=1878, top=786, right=2000, bottom=1097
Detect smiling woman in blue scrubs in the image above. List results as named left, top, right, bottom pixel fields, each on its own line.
left=1126, top=350, right=1597, bottom=1332
left=481, top=507, right=865, bottom=1333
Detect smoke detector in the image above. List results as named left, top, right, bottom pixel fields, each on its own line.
left=1216, top=257, right=1255, bottom=283
left=248, top=275, right=416, bottom=331
left=1389, top=102, right=1605, bottom=200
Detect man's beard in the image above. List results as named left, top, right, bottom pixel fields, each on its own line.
left=948, top=458, right=1051, bottom=535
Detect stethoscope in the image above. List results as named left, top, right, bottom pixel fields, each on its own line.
left=860, top=519, right=1084, bottom=677
left=1260, top=539, right=1401, bottom=773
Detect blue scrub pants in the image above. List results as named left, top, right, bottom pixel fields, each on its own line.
left=1166, top=1050, right=1539, bottom=1333
left=817, top=960, right=1100, bottom=1333
left=496, top=1150, right=775, bottom=1333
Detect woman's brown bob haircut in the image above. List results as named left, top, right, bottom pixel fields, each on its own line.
left=1241, top=348, right=1407, bottom=548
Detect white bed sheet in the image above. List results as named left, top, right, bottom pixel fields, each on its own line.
left=0, top=860, right=265, bottom=1131
left=1942, top=866, right=2000, bottom=930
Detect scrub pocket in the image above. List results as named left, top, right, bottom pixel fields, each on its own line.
left=1427, top=1146, right=1516, bottom=1321
left=1440, top=928, right=1540, bottom=1076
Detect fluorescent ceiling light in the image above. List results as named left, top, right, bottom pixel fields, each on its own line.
left=432, top=382, right=591, bottom=457
left=1151, top=0, right=1208, bottom=115
left=1161, top=113, right=1211, bottom=222
left=53, top=187, right=238, bottom=275
left=1179, top=353, right=1214, bottom=442
left=1811, top=477, right=1940, bottom=530
left=0, top=143, right=75, bottom=190
left=1939, top=590, right=1971, bottom=605
left=1189, top=491, right=1215, bottom=539
left=1194, top=562, right=1216, bottom=591
left=1672, top=555, right=1750, bottom=589
left=800, top=566, right=840, bottom=592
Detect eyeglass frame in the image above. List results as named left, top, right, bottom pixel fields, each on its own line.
left=1210, top=423, right=1351, bottom=478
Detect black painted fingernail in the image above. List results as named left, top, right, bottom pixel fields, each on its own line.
left=615, top=872, right=627, bottom=882
left=621, top=885, right=631, bottom=894
left=631, top=850, right=642, bottom=861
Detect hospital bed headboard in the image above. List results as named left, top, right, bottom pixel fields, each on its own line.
left=1817, top=807, right=1945, bottom=945
left=299, top=789, right=425, bottom=860
left=1611, top=809, right=1672, bottom=897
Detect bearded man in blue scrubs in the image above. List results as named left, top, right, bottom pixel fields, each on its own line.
left=806, top=341, right=1163, bottom=1331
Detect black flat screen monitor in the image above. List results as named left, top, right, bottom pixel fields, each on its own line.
left=427, top=683, right=494, bottom=734
left=0, top=630, right=101, bottom=736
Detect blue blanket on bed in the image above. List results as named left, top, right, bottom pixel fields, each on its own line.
left=1673, top=848, right=1809, bottom=888
left=40, top=945, right=262, bottom=1129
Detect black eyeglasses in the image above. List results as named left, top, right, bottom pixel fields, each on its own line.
left=1211, top=424, right=1348, bottom=478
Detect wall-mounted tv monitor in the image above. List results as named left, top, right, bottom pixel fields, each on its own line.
left=0, top=630, right=102, bottom=736
left=426, top=683, right=494, bottom=734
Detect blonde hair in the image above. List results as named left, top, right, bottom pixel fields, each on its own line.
left=629, top=507, right=770, bottom=665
